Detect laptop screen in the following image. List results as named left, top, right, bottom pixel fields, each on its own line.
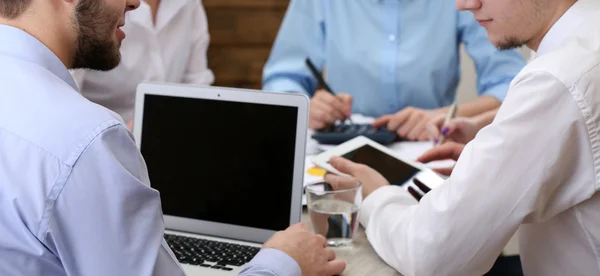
left=140, top=94, right=298, bottom=232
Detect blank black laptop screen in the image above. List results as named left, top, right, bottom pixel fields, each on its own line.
left=140, top=94, right=298, bottom=231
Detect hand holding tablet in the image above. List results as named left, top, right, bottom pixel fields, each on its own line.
left=312, top=136, right=445, bottom=199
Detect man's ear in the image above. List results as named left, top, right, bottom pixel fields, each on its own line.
left=49, top=0, right=77, bottom=14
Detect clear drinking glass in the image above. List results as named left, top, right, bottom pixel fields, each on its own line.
left=305, top=180, right=362, bottom=247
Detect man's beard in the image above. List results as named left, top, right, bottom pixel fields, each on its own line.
left=71, top=0, right=122, bottom=71
left=497, top=36, right=527, bottom=51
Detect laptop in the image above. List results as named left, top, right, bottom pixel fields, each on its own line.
left=133, top=83, right=309, bottom=275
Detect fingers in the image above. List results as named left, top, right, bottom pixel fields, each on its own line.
left=416, top=142, right=465, bottom=163
left=312, top=100, right=344, bottom=124
left=309, top=109, right=335, bottom=130
left=413, top=178, right=431, bottom=193
left=440, top=120, right=461, bottom=139
left=328, top=156, right=361, bottom=175
left=427, top=124, right=441, bottom=143
left=427, top=116, right=467, bottom=144
left=406, top=119, right=429, bottom=141
left=396, top=111, right=423, bottom=138
left=337, top=93, right=353, bottom=117
left=324, top=173, right=354, bottom=190
left=372, top=115, right=392, bottom=127
left=310, top=91, right=353, bottom=129
left=432, top=166, right=455, bottom=176
left=325, top=248, right=336, bottom=261
left=388, top=109, right=412, bottom=132
left=317, top=91, right=347, bottom=119
left=315, top=234, right=327, bottom=247
left=325, top=260, right=347, bottom=276
left=427, top=115, right=445, bottom=141
left=288, top=222, right=308, bottom=231
left=407, top=186, right=423, bottom=201
left=418, top=131, right=429, bottom=142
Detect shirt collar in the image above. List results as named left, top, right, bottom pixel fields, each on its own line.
left=535, top=0, right=599, bottom=58
left=0, top=24, right=78, bottom=91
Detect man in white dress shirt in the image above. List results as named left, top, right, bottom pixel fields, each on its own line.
left=326, top=0, right=600, bottom=275
left=71, top=0, right=214, bottom=126
left=0, top=0, right=345, bottom=275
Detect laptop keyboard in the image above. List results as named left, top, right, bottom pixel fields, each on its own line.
left=165, top=234, right=261, bottom=270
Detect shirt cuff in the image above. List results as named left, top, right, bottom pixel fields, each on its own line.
left=480, top=82, right=511, bottom=102
left=360, top=185, right=417, bottom=227
left=263, top=78, right=310, bottom=95
left=243, top=248, right=301, bottom=276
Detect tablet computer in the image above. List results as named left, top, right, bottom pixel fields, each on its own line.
left=311, top=136, right=444, bottom=190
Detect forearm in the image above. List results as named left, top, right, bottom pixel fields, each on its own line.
left=239, top=249, right=301, bottom=276
left=455, top=95, right=501, bottom=117
left=431, top=96, right=501, bottom=119
left=262, top=0, right=323, bottom=95
left=361, top=159, right=524, bottom=276
left=472, top=107, right=500, bottom=130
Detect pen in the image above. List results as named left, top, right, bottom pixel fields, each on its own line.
left=436, top=103, right=457, bottom=146
left=305, top=58, right=353, bottom=125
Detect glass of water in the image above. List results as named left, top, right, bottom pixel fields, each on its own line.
left=305, top=180, right=362, bottom=247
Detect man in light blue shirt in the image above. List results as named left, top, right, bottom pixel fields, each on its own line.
left=0, top=1, right=344, bottom=276
left=263, top=0, right=526, bottom=140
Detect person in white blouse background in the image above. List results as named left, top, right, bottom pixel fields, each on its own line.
left=71, top=0, right=214, bottom=129
left=324, top=0, right=600, bottom=275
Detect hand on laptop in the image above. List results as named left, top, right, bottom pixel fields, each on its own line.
left=263, top=223, right=346, bottom=276
left=309, top=90, right=352, bottom=129
left=325, top=156, right=389, bottom=199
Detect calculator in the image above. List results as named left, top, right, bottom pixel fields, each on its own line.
left=312, top=123, right=398, bottom=145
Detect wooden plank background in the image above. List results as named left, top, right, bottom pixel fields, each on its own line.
left=204, top=0, right=289, bottom=89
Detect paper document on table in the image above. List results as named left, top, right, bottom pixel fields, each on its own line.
left=303, top=156, right=325, bottom=206
left=389, top=141, right=434, bottom=160
left=304, top=156, right=325, bottom=187
left=389, top=141, right=456, bottom=168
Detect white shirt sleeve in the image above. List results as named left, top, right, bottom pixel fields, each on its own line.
left=44, top=124, right=185, bottom=276
left=182, top=2, right=215, bottom=85
left=360, top=71, right=597, bottom=276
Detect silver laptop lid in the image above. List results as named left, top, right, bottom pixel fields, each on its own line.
left=133, top=82, right=309, bottom=244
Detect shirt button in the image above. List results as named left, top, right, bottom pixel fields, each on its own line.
left=389, top=34, right=396, bottom=41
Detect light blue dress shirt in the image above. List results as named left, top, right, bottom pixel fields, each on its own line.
left=0, top=24, right=300, bottom=276
left=263, top=0, right=526, bottom=117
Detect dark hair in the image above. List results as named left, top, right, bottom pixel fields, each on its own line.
left=0, top=0, right=32, bottom=19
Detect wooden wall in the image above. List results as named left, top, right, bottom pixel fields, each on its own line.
left=204, top=0, right=289, bottom=89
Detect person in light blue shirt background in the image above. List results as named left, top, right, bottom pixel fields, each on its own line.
left=263, top=0, right=526, bottom=140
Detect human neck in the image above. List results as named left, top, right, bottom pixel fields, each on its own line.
left=526, top=0, right=578, bottom=51
left=0, top=13, right=76, bottom=68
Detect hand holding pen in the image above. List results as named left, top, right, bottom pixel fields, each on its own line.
left=305, top=58, right=354, bottom=129
left=427, top=104, right=486, bottom=145
left=435, top=104, right=458, bottom=146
